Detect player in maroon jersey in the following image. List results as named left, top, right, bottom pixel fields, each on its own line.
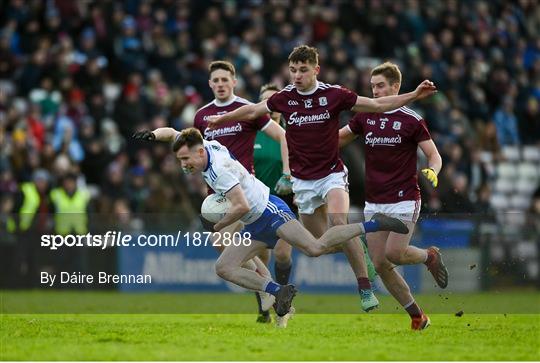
left=194, top=61, right=290, bottom=178
left=207, top=45, right=437, bottom=312
left=339, top=62, right=447, bottom=330
left=195, top=60, right=291, bottom=323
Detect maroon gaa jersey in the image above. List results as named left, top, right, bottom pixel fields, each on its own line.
left=347, top=106, right=432, bottom=204
left=194, top=96, right=271, bottom=173
left=266, top=82, right=358, bottom=180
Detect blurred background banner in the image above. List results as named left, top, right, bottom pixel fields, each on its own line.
left=118, top=236, right=226, bottom=292
left=0, top=1, right=539, bottom=295
left=0, top=211, right=536, bottom=293
left=103, top=212, right=535, bottom=294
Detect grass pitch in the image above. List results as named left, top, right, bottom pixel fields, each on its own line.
left=1, top=291, right=539, bottom=361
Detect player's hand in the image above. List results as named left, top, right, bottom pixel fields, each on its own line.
left=274, top=173, right=293, bottom=195
left=206, top=115, right=221, bottom=130
left=414, top=80, right=437, bottom=100
left=421, top=168, right=438, bottom=188
left=199, top=214, right=215, bottom=232
left=132, top=130, right=156, bottom=141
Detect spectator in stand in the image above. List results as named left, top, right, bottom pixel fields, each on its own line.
left=518, top=97, right=540, bottom=145
left=493, top=96, right=521, bottom=146
left=114, top=82, right=146, bottom=139
left=440, top=173, right=476, bottom=214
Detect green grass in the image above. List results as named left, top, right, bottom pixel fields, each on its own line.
left=3, top=290, right=539, bottom=314
left=1, top=291, right=539, bottom=361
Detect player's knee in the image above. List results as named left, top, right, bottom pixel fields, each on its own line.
left=385, top=249, right=406, bottom=265
left=274, top=244, right=292, bottom=263
left=306, top=244, right=324, bottom=257
left=214, top=260, right=233, bottom=280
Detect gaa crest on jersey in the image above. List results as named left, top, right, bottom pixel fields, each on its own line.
left=304, top=99, right=313, bottom=108
left=288, top=100, right=299, bottom=106
left=393, top=121, right=402, bottom=130
left=318, top=96, right=327, bottom=106
left=367, top=118, right=376, bottom=125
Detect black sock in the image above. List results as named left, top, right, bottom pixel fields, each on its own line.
left=255, top=292, right=264, bottom=314
left=274, top=261, right=292, bottom=285
left=404, top=301, right=423, bottom=318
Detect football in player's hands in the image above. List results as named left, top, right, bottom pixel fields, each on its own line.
left=132, top=130, right=155, bottom=141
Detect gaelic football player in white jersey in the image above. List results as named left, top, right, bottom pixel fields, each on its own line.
left=339, top=62, right=447, bottom=330
left=207, top=45, right=437, bottom=312
left=133, top=127, right=411, bottom=321
left=194, top=60, right=291, bottom=323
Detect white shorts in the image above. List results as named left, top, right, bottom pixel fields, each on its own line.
left=291, top=169, right=349, bottom=215
left=364, top=200, right=421, bottom=223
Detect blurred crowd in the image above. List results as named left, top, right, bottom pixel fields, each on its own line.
left=0, top=0, right=539, bottom=229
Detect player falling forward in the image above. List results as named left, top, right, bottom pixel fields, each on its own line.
left=339, top=62, right=448, bottom=330
left=208, top=45, right=437, bottom=312
left=138, top=127, right=409, bottom=320
left=194, top=60, right=291, bottom=322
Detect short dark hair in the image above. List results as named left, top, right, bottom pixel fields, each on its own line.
left=172, top=127, right=204, bottom=152
left=288, top=45, right=319, bottom=65
left=259, top=83, right=280, bottom=98
left=208, top=60, right=236, bottom=77
left=371, top=62, right=402, bottom=86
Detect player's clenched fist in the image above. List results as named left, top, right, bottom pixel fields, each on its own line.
left=206, top=115, right=221, bottom=129
left=132, top=130, right=156, bottom=141
left=414, top=80, right=437, bottom=100
left=274, top=173, right=293, bottom=195
left=421, top=168, right=438, bottom=188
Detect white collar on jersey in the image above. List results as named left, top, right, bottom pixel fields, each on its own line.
left=384, top=108, right=401, bottom=114
left=296, top=81, right=320, bottom=96
left=213, top=94, right=237, bottom=107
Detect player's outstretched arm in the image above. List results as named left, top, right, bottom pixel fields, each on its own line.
left=351, top=80, right=437, bottom=113
left=419, top=139, right=442, bottom=187
left=214, top=184, right=250, bottom=231
left=152, top=127, right=180, bottom=142
left=207, top=100, right=269, bottom=129
left=338, top=126, right=358, bottom=148
left=133, top=127, right=180, bottom=142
